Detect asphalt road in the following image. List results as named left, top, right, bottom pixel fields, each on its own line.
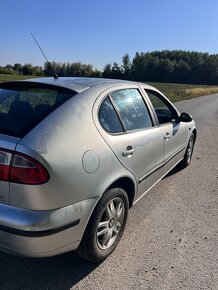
left=0, top=94, right=217, bottom=290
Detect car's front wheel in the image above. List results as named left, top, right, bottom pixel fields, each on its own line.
left=78, top=188, right=129, bottom=263
left=179, top=132, right=195, bottom=168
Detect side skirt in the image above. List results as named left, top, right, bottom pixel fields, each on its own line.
left=133, top=157, right=183, bottom=205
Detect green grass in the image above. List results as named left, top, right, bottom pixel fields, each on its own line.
left=1, top=74, right=218, bottom=103
left=0, top=74, right=39, bottom=82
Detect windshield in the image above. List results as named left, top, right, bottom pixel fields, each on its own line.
left=0, top=84, right=76, bottom=137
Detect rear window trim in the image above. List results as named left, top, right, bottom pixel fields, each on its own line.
left=0, top=82, right=77, bottom=138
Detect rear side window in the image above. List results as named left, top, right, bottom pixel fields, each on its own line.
left=99, top=97, right=123, bottom=133
left=110, top=89, right=153, bottom=131
left=0, top=84, right=76, bottom=137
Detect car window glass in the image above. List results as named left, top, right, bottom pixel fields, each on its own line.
left=0, top=85, right=75, bottom=137
left=20, top=88, right=57, bottom=107
left=145, top=90, right=176, bottom=124
left=110, top=89, right=152, bottom=131
left=99, top=97, right=123, bottom=133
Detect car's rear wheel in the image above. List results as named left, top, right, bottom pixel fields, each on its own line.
left=78, top=188, right=129, bottom=263
left=179, top=132, right=195, bottom=168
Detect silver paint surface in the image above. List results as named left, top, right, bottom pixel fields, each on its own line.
left=0, top=77, right=196, bottom=257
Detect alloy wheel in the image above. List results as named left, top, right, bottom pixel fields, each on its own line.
left=96, top=197, right=125, bottom=250
left=187, top=137, right=194, bottom=163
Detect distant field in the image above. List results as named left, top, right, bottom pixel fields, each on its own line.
left=0, top=74, right=37, bottom=82
left=148, top=82, right=218, bottom=102
left=1, top=74, right=218, bottom=103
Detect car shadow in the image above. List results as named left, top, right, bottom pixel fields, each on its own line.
left=0, top=251, right=98, bottom=290
left=163, top=164, right=183, bottom=179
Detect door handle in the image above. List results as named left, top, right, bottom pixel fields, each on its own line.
left=122, top=145, right=134, bottom=157
left=164, top=132, right=170, bottom=140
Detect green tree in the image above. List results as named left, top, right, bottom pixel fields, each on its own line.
left=121, top=53, right=131, bottom=79
left=102, top=64, right=112, bottom=78
left=22, top=64, right=33, bottom=75
left=13, top=63, right=22, bottom=74
left=131, top=52, right=146, bottom=81
left=111, top=62, right=122, bottom=79
left=158, top=59, right=174, bottom=82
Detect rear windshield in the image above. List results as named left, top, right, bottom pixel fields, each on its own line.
left=0, top=83, right=76, bottom=137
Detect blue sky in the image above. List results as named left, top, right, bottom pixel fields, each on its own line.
left=1, top=0, right=218, bottom=69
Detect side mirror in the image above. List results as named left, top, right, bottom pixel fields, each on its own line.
left=179, top=112, right=193, bottom=122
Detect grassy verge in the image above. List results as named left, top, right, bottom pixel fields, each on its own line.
left=0, top=74, right=39, bottom=82
left=148, top=82, right=218, bottom=102
left=1, top=74, right=218, bottom=102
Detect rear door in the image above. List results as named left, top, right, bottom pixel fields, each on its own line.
left=93, top=85, right=164, bottom=198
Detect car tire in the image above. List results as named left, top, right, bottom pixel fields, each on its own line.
left=78, top=188, right=129, bottom=263
left=179, top=132, right=195, bottom=168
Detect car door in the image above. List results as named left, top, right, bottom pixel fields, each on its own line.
left=94, top=85, right=164, bottom=199
left=144, top=89, right=189, bottom=170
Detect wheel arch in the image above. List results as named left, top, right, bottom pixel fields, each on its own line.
left=107, top=176, right=136, bottom=208
left=78, top=176, right=136, bottom=261
left=79, top=175, right=136, bottom=250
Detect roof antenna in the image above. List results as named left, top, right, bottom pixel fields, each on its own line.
left=30, top=33, right=58, bottom=80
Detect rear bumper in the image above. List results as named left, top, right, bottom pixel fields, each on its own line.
left=0, top=198, right=97, bottom=257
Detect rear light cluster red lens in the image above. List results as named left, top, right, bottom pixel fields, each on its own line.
left=0, top=149, right=49, bottom=184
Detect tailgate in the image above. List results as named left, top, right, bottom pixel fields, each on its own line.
left=0, top=135, right=20, bottom=204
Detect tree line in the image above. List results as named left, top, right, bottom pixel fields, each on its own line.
left=0, top=62, right=101, bottom=78
left=1, top=50, right=218, bottom=85
left=103, top=51, right=218, bottom=85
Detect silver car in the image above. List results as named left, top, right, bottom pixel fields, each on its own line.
left=0, top=77, right=196, bottom=262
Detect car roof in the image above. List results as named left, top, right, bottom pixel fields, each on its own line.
left=1, top=77, right=155, bottom=93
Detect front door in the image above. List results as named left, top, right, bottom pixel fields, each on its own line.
left=144, top=89, right=188, bottom=167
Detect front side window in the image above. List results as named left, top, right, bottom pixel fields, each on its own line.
left=145, top=90, right=177, bottom=124
left=110, top=89, right=153, bottom=131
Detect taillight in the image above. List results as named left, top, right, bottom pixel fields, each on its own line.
left=0, top=150, right=12, bottom=181
left=0, top=149, right=49, bottom=185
